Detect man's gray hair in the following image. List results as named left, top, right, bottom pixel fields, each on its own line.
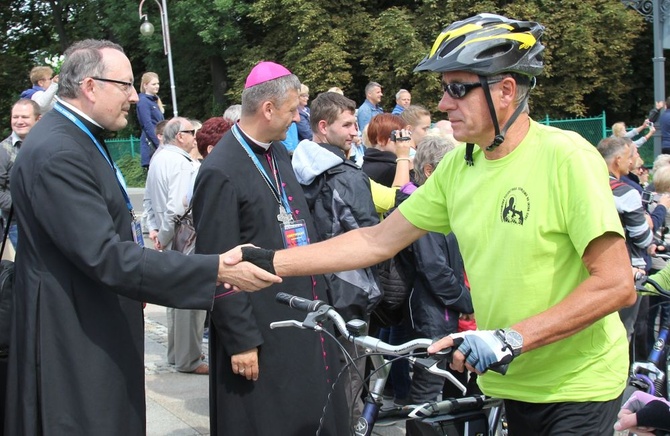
left=162, top=117, right=190, bottom=145
left=596, top=136, right=629, bottom=163
left=395, top=89, right=409, bottom=100
left=223, top=104, right=242, bottom=123
left=413, top=135, right=456, bottom=186
left=58, top=39, right=124, bottom=99
left=365, top=82, right=382, bottom=96
left=241, top=74, right=301, bottom=117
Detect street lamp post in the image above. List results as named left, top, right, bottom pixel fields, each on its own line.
left=138, top=0, right=178, bottom=117
left=623, top=0, right=669, bottom=157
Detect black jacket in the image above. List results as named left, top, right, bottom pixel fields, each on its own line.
left=397, top=232, right=474, bottom=338
left=293, top=141, right=383, bottom=320
left=362, top=148, right=397, bottom=187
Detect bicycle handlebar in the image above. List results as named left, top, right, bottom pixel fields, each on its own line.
left=275, top=292, right=328, bottom=312
left=407, top=395, right=503, bottom=419
left=272, top=292, right=444, bottom=355
left=635, top=276, right=670, bottom=299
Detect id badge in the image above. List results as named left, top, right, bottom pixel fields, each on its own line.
left=131, top=219, right=145, bottom=247
left=281, top=219, right=310, bottom=248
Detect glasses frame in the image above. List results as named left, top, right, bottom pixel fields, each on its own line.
left=87, top=77, right=134, bottom=95
left=179, top=130, right=196, bottom=136
left=441, top=78, right=504, bottom=100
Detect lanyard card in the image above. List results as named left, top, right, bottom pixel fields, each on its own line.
left=281, top=219, right=309, bottom=248
left=131, top=219, right=145, bottom=247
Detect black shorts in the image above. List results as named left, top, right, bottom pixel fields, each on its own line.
left=504, top=394, right=622, bottom=435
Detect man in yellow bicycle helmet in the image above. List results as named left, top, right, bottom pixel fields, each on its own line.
left=233, top=14, right=635, bottom=435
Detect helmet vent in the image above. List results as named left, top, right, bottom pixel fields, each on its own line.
left=438, top=35, right=465, bottom=58
left=477, top=43, right=514, bottom=61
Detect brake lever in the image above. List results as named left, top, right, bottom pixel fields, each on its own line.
left=407, top=402, right=433, bottom=419
left=270, top=320, right=305, bottom=330
left=270, top=305, right=332, bottom=331
left=408, top=354, right=467, bottom=396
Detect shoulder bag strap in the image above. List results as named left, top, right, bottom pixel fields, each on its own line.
left=1, top=207, right=12, bottom=255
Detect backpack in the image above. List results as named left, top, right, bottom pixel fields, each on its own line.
left=0, top=208, right=15, bottom=357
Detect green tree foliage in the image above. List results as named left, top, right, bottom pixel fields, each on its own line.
left=0, top=0, right=661, bottom=140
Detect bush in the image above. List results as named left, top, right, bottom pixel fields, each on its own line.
left=116, top=155, right=146, bottom=188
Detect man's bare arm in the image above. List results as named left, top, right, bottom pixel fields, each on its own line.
left=225, top=209, right=427, bottom=277
left=513, top=232, right=635, bottom=352
left=429, top=232, right=635, bottom=362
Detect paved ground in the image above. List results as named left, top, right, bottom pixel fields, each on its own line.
left=130, top=188, right=406, bottom=435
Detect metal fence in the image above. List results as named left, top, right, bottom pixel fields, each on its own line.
left=538, top=111, right=607, bottom=146
left=108, top=112, right=611, bottom=162
left=106, top=136, right=141, bottom=162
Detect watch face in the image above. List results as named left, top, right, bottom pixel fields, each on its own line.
left=506, top=330, right=523, bottom=348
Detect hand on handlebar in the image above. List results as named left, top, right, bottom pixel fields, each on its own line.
left=428, top=331, right=513, bottom=375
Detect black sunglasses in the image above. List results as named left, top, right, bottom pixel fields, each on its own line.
left=179, top=130, right=196, bottom=135
left=441, top=78, right=503, bottom=99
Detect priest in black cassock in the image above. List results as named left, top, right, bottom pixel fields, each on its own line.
left=5, top=40, right=279, bottom=436
left=192, top=62, right=349, bottom=435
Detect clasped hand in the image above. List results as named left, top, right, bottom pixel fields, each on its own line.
left=217, top=245, right=281, bottom=292
left=427, top=330, right=514, bottom=375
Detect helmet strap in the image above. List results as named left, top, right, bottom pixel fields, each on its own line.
left=464, top=76, right=533, bottom=167
left=480, top=75, right=531, bottom=152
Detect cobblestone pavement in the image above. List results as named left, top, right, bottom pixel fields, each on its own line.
left=144, top=316, right=209, bottom=376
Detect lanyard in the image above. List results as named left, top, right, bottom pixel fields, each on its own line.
left=232, top=125, right=292, bottom=213
left=53, top=103, right=135, bottom=217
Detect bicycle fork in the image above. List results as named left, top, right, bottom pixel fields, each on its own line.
left=631, top=325, right=669, bottom=396
left=355, top=354, right=388, bottom=436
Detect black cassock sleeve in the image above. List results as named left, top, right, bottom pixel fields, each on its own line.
left=30, top=147, right=218, bottom=309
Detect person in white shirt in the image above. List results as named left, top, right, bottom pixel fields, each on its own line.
left=144, top=116, right=208, bottom=374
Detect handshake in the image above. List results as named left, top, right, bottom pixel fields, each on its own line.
left=216, top=245, right=280, bottom=293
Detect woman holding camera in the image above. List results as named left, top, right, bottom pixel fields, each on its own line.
left=362, top=114, right=414, bottom=187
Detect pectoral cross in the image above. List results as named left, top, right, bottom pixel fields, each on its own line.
left=277, top=205, right=293, bottom=225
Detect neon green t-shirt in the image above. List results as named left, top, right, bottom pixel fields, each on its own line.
left=399, top=120, right=628, bottom=403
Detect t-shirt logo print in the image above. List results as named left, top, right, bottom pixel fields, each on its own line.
left=500, top=187, right=530, bottom=225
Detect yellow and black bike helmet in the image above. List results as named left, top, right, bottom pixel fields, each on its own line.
left=415, top=14, right=545, bottom=166
left=414, top=13, right=545, bottom=77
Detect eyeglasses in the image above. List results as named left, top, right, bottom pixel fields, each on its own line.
left=179, top=130, right=196, bottom=135
left=88, top=77, right=134, bottom=95
left=441, top=78, right=503, bottom=99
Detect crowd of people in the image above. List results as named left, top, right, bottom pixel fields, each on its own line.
left=2, top=11, right=670, bottom=436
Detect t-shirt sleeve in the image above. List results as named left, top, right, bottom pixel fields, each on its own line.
left=370, top=180, right=397, bottom=215
left=559, top=144, right=625, bottom=256
left=398, top=152, right=455, bottom=235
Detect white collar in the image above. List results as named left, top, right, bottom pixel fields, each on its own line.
left=236, top=124, right=272, bottom=151
left=56, top=97, right=104, bottom=129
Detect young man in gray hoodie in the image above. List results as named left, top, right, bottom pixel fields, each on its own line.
left=291, top=91, right=382, bottom=419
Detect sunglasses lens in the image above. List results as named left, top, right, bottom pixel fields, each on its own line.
left=448, top=83, right=466, bottom=99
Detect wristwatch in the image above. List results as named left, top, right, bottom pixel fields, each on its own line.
left=496, top=328, right=524, bottom=357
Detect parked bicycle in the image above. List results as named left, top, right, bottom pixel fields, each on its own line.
left=628, top=274, right=670, bottom=401
left=271, top=292, right=505, bottom=436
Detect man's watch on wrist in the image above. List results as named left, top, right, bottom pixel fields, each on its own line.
left=495, top=328, right=523, bottom=357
